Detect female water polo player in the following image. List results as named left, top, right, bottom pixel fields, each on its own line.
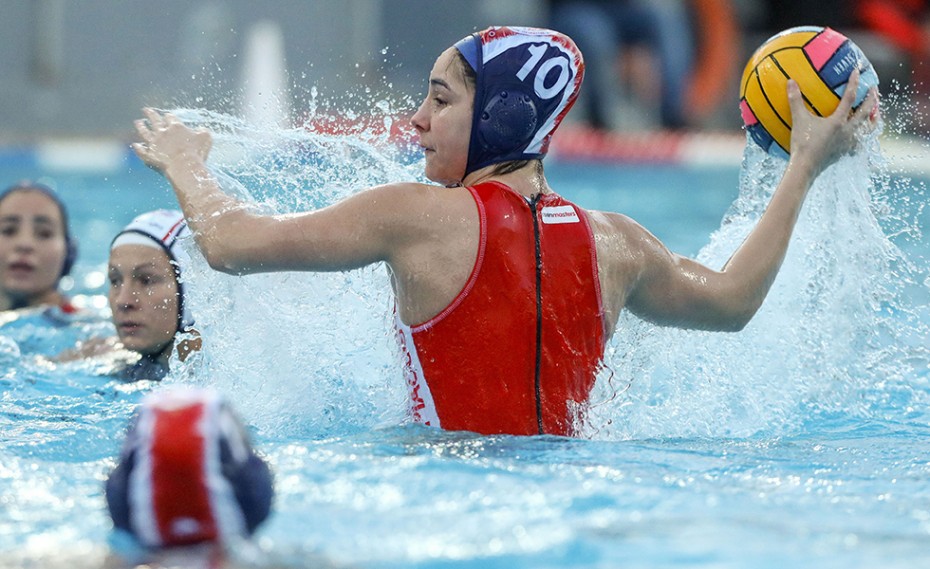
left=107, top=209, right=200, bottom=380
left=133, top=26, right=878, bottom=436
left=101, top=210, right=200, bottom=381
left=0, top=181, right=78, bottom=315
left=63, top=210, right=200, bottom=381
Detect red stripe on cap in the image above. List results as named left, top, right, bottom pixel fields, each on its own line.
left=150, top=402, right=217, bottom=546
left=160, top=217, right=186, bottom=243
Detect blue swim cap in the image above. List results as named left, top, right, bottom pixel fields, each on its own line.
left=111, top=210, right=194, bottom=332
left=454, top=26, right=585, bottom=176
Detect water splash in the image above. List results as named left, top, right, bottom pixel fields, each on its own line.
left=168, top=105, right=417, bottom=440
left=165, top=92, right=930, bottom=443
left=586, top=117, right=930, bottom=439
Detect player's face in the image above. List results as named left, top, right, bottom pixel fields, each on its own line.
left=0, top=190, right=68, bottom=306
left=108, top=244, right=179, bottom=357
left=411, top=48, right=473, bottom=186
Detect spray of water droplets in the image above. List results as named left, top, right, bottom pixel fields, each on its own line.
left=167, top=97, right=421, bottom=440
left=166, top=85, right=930, bottom=442
left=583, top=96, right=930, bottom=440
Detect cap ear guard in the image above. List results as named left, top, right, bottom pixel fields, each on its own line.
left=478, top=89, right=539, bottom=153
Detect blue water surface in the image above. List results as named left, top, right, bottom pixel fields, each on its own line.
left=1, top=124, right=929, bottom=568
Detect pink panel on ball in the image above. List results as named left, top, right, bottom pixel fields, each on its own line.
left=803, top=28, right=846, bottom=71
left=739, top=99, right=758, bottom=126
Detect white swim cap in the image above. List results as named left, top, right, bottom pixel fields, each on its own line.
left=111, top=210, right=194, bottom=331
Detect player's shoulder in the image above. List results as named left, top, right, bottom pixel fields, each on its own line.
left=585, top=208, right=651, bottom=240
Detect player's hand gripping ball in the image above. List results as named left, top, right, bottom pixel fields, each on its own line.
left=739, top=26, right=879, bottom=158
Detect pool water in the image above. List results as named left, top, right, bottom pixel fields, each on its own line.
left=1, top=117, right=929, bottom=568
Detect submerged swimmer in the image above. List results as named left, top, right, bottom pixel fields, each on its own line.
left=0, top=181, right=78, bottom=317
left=133, top=26, right=878, bottom=436
left=105, top=386, right=273, bottom=558
left=64, top=210, right=200, bottom=381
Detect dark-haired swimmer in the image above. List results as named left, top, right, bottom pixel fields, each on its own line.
left=133, top=26, right=879, bottom=437
left=0, top=181, right=78, bottom=316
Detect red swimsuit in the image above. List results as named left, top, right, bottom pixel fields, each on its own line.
left=396, top=181, right=606, bottom=436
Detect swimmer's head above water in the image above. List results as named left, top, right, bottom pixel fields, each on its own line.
left=0, top=181, right=78, bottom=310
left=108, top=210, right=199, bottom=379
left=412, top=26, right=584, bottom=186
left=105, top=386, right=273, bottom=549
left=110, top=209, right=194, bottom=333
left=452, top=26, right=584, bottom=177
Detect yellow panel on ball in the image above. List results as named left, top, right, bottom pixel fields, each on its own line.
left=755, top=29, right=819, bottom=54
left=739, top=25, right=879, bottom=158
left=751, top=58, right=792, bottom=153
left=772, top=49, right=840, bottom=117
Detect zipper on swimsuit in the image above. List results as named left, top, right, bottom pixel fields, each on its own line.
left=528, top=194, right=544, bottom=435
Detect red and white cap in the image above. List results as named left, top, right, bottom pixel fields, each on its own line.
left=105, top=386, right=273, bottom=548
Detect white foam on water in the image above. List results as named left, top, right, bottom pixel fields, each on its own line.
left=166, top=103, right=419, bottom=440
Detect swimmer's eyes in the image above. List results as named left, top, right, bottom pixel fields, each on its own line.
left=0, top=221, right=58, bottom=240
left=424, top=87, right=448, bottom=108
left=107, top=273, right=168, bottom=288
left=135, top=274, right=168, bottom=287
left=34, top=228, right=55, bottom=240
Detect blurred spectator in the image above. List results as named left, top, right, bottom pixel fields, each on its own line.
left=546, top=0, right=741, bottom=132
left=762, top=0, right=853, bottom=31
left=546, top=0, right=695, bottom=130
left=856, top=0, right=930, bottom=134
left=686, top=0, right=741, bottom=129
